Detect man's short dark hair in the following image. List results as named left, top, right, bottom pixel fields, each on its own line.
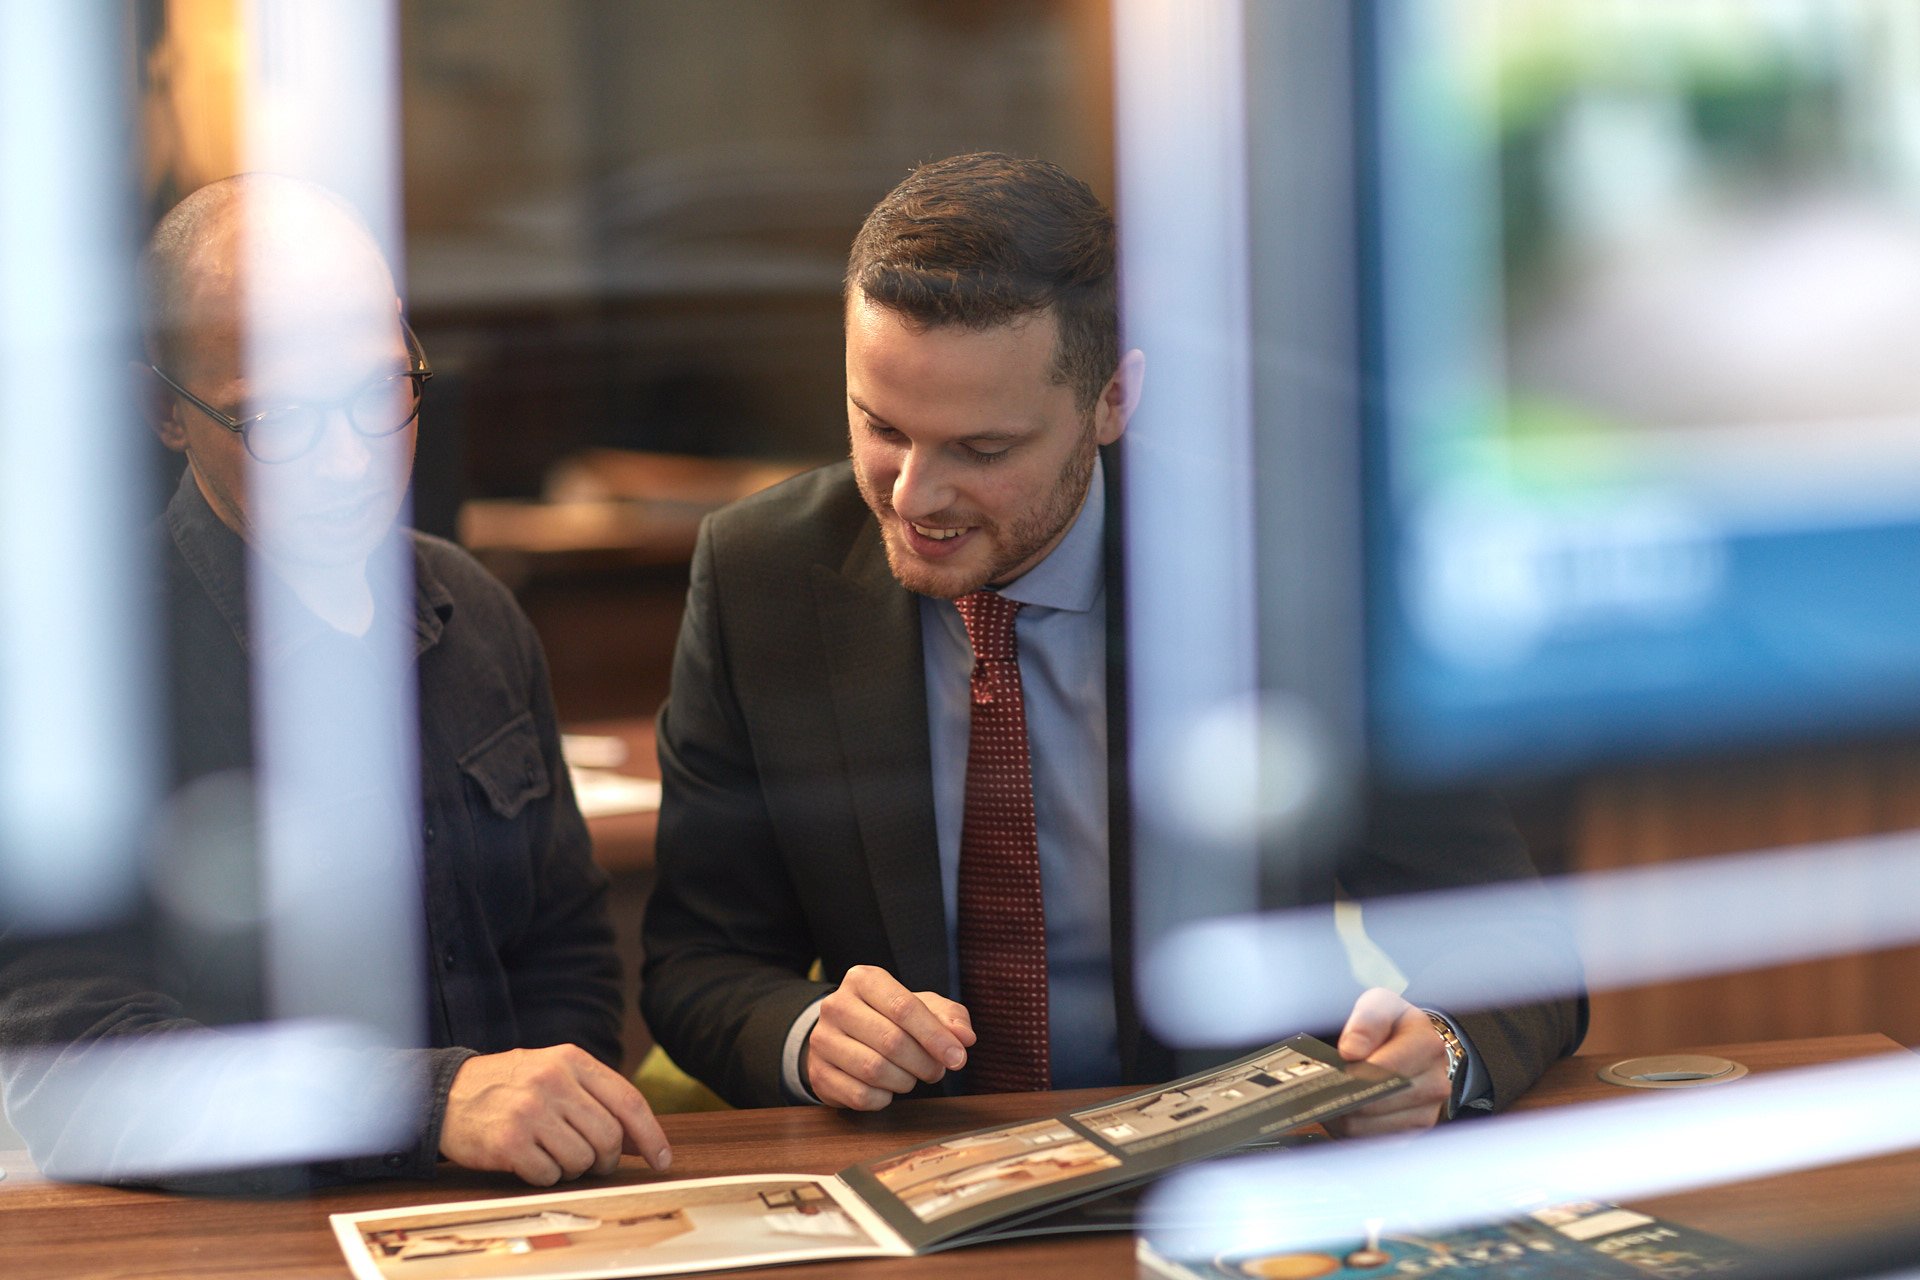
left=846, top=152, right=1118, bottom=413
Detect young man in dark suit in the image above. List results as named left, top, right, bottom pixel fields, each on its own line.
left=642, top=153, right=1583, bottom=1123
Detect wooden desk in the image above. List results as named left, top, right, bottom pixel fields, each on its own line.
left=5, top=1036, right=1916, bottom=1279
left=1513, top=1033, right=1920, bottom=1253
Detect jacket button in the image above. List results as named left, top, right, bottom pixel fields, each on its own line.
left=383, top=1152, right=407, bottom=1169
left=442, top=948, right=457, bottom=970
left=422, top=820, right=435, bottom=844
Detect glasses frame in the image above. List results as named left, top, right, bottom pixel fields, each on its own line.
left=149, top=321, right=434, bottom=463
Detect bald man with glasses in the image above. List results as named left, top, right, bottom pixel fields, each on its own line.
left=0, top=174, right=670, bottom=1190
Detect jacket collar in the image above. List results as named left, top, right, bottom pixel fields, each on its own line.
left=164, top=468, right=451, bottom=661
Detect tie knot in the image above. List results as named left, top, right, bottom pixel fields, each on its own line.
left=954, top=590, right=1022, bottom=664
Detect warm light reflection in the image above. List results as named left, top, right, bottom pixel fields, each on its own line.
left=140, top=0, right=248, bottom=210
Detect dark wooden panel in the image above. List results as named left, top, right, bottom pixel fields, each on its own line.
left=1573, top=746, right=1920, bottom=1054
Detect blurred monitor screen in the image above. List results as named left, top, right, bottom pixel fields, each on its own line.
left=1365, top=0, right=1920, bottom=781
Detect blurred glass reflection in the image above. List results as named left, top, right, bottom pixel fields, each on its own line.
left=1145, top=1046, right=1920, bottom=1260
left=1138, top=0, right=1920, bottom=1269
left=1371, top=0, right=1920, bottom=778
left=1144, top=825, right=1920, bottom=1046
left=0, top=2, right=151, bottom=934
left=0, top=0, right=424, bottom=1180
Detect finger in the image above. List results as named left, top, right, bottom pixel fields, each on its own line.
left=575, top=1059, right=673, bottom=1171
left=915, top=992, right=976, bottom=1047
left=530, top=1054, right=625, bottom=1175
left=535, top=1114, right=602, bottom=1182
left=555, top=1092, right=626, bottom=1176
left=825, top=997, right=949, bottom=1083
left=509, top=1141, right=565, bottom=1187
left=1338, top=987, right=1411, bottom=1061
left=1331, top=1067, right=1451, bottom=1136
left=811, top=1024, right=920, bottom=1094
left=1368, top=1021, right=1448, bottom=1081
left=809, top=1056, right=893, bottom=1112
left=846, top=968, right=967, bottom=1071
left=1345, top=1081, right=1449, bottom=1121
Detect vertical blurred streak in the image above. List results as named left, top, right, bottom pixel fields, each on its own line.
left=0, top=3, right=151, bottom=931
left=1113, top=0, right=1262, bottom=986
left=1374, top=0, right=1503, bottom=504
left=240, top=0, right=422, bottom=1080
left=1242, top=2, right=1368, bottom=903
left=244, top=0, right=404, bottom=262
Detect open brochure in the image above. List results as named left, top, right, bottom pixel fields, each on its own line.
left=331, top=1034, right=1406, bottom=1280
left=1138, top=1199, right=1753, bottom=1279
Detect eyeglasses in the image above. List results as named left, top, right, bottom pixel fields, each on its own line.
left=149, top=323, right=434, bottom=464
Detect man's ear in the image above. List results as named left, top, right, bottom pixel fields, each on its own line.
left=132, top=360, right=187, bottom=452
left=1092, top=348, right=1146, bottom=447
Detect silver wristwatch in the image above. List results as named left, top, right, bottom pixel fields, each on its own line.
left=1424, top=1010, right=1468, bottom=1119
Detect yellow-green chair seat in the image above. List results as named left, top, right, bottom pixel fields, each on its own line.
left=633, top=1045, right=731, bottom=1114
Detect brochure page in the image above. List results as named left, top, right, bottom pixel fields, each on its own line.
left=331, top=1033, right=1409, bottom=1278
left=841, top=1035, right=1409, bottom=1250
left=332, top=1174, right=908, bottom=1280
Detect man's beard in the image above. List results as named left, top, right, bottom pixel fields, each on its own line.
left=856, top=424, right=1098, bottom=599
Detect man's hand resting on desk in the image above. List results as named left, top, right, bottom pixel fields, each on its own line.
left=440, top=1045, right=673, bottom=1185
left=1325, top=987, right=1453, bottom=1138
left=806, top=965, right=976, bottom=1110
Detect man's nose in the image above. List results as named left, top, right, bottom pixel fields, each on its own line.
left=891, top=445, right=952, bottom=520
left=306, top=408, right=372, bottom=481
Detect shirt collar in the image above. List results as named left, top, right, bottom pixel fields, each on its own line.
left=995, top=451, right=1104, bottom=614
left=164, top=468, right=452, bottom=659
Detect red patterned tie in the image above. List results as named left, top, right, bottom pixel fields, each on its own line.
left=953, top=590, right=1050, bottom=1093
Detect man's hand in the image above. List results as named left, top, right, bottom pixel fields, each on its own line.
left=440, top=1045, right=672, bottom=1186
left=1324, top=987, right=1452, bottom=1138
left=806, top=965, right=976, bottom=1111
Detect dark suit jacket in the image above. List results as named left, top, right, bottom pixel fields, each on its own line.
left=641, top=461, right=1585, bottom=1109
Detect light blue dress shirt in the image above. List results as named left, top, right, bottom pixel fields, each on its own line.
left=920, top=456, right=1119, bottom=1088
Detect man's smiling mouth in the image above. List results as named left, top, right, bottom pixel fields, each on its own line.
left=910, top=522, right=968, bottom=541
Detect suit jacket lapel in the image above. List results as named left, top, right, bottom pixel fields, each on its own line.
left=811, top=523, right=950, bottom=997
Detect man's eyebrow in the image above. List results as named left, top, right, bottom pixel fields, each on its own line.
left=848, top=393, right=891, bottom=426
left=848, top=393, right=1035, bottom=445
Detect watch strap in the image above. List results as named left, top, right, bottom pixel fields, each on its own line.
left=1424, top=1010, right=1468, bottom=1119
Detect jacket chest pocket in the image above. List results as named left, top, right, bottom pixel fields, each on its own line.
left=455, top=711, right=552, bottom=928
left=460, top=711, right=551, bottom=818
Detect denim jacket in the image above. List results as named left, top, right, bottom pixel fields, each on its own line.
left=0, top=472, right=621, bottom=1189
